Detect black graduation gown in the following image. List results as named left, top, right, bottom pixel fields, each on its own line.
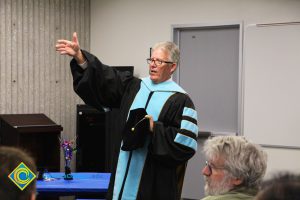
left=70, top=50, right=199, bottom=200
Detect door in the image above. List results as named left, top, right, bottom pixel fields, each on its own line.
left=173, top=23, right=243, bottom=199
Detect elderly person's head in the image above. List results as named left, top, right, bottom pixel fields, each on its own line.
left=202, top=135, right=267, bottom=196
left=147, top=41, right=179, bottom=83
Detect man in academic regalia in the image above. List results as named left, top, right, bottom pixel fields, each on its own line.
left=56, top=32, right=198, bottom=200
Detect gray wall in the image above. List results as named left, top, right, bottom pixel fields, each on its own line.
left=0, top=0, right=90, bottom=169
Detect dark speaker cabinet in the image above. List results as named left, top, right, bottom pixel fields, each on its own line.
left=0, top=114, right=62, bottom=172
left=76, top=105, right=106, bottom=172
left=76, top=66, right=134, bottom=173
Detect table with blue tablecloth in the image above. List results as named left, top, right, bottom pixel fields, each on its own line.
left=37, top=172, right=110, bottom=199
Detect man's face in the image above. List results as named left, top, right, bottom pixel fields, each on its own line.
left=148, top=48, right=176, bottom=84
left=202, top=158, right=234, bottom=195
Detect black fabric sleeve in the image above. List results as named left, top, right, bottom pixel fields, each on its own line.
left=150, top=93, right=198, bottom=167
left=70, top=50, right=134, bottom=109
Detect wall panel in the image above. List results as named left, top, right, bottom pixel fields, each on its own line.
left=0, top=0, right=90, bottom=169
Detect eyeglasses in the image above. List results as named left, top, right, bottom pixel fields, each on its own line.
left=205, top=161, right=227, bottom=176
left=146, top=58, right=174, bottom=66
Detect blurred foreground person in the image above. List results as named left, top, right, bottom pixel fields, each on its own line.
left=0, top=146, right=37, bottom=200
left=255, top=172, right=300, bottom=200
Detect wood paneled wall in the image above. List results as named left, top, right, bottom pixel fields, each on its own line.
left=0, top=0, right=90, bottom=156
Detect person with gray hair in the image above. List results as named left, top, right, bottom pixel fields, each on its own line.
left=201, top=135, right=267, bottom=200
left=56, top=33, right=198, bottom=200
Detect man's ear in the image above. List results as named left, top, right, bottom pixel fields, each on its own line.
left=232, top=177, right=243, bottom=186
left=170, top=63, right=177, bottom=73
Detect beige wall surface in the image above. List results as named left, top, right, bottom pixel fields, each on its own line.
left=90, top=0, right=300, bottom=77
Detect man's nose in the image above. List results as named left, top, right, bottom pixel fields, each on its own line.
left=149, top=62, right=156, bottom=67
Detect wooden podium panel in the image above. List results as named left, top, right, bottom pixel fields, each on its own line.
left=0, top=114, right=62, bottom=172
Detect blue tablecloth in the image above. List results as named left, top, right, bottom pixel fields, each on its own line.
left=37, top=172, right=110, bottom=197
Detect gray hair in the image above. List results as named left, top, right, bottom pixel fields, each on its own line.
left=151, top=41, right=180, bottom=64
left=203, top=135, right=267, bottom=188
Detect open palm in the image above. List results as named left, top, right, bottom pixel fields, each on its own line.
left=56, top=32, right=80, bottom=57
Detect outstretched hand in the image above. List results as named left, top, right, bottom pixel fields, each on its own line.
left=56, top=32, right=85, bottom=64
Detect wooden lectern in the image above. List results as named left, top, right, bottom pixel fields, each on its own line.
left=0, top=114, right=62, bottom=172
